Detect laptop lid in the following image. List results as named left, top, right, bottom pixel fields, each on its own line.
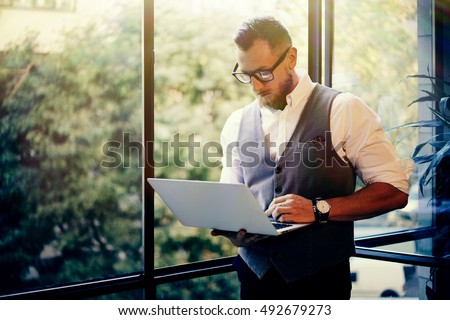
left=148, top=178, right=309, bottom=236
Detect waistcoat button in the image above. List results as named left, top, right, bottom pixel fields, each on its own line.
left=274, top=167, right=282, bottom=174
left=275, top=186, right=282, bottom=194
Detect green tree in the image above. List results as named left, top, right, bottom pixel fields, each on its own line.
left=0, top=2, right=142, bottom=294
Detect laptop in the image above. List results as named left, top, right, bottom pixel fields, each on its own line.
left=148, top=178, right=309, bottom=236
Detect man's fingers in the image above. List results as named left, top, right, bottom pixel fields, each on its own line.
left=211, top=229, right=234, bottom=238
left=236, top=229, right=247, bottom=241
left=266, top=199, right=286, bottom=217
left=267, top=204, right=287, bottom=219
left=211, top=229, right=247, bottom=239
left=211, top=229, right=225, bottom=237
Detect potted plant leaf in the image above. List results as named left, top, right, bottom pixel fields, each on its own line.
left=391, top=71, right=450, bottom=299
left=390, top=71, right=450, bottom=196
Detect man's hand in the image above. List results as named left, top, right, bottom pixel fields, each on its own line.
left=265, top=194, right=315, bottom=224
left=210, top=229, right=268, bottom=247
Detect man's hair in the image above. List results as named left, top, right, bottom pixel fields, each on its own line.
left=233, top=16, right=292, bottom=52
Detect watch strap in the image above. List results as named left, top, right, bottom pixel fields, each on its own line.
left=312, top=197, right=330, bottom=224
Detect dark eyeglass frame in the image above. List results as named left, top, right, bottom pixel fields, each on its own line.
left=232, top=46, right=292, bottom=84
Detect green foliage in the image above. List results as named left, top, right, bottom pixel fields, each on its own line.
left=390, top=73, right=450, bottom=195
left=0, top=2, right=142, bottom=294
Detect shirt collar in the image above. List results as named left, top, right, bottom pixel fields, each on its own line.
left=262, top=69, right=317, bottom=115
left=286, top=69, right=317, bottom=111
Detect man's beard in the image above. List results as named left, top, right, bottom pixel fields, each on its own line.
left=256, top=74, right=294, bottom=110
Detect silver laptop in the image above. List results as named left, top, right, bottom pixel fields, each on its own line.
left=148, top=178, right=309, bottom=236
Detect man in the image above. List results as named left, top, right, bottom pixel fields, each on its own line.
left=212, top=16, right=411, bottom=299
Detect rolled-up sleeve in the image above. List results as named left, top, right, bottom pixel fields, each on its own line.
left=331, top=93, right=413, bottom=194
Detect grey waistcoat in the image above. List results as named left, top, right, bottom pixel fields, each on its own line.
left=236, top=84, right=356, bottom=282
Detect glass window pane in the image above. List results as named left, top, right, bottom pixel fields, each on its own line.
left=333, top=0, right=433, bottom=236
left=333, top=2, right=437, bottom=300
left=154, top=0, right=309, bottom=269
left=89, top=289, right=144, bottom=300
left=350, top=257, right=418, bottom=299
left=0, top=0, right=142, bottom=295
left=156, top=273, right=240, bottom=299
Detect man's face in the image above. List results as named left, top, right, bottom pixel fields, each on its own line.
left=236, top=39, right=294, bottom=110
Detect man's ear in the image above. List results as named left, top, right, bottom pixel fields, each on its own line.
left=288, top=47, right=298, bottom=69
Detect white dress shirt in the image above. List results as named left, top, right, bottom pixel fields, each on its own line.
left=220, top=69, right=413, bottom=194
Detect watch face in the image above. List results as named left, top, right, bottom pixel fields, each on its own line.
left=317, top=200, right=330, bottom=213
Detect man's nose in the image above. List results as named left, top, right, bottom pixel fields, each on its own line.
left=250, top=76, right=265, bottom=91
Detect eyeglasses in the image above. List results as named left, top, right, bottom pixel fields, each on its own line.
left=232, top=46, right=291, bottom=84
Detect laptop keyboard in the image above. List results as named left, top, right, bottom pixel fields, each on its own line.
left=272, top=222, right=293, bottom=230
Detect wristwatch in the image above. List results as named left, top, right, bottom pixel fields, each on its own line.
left=312, top=197, right=331, bottom=224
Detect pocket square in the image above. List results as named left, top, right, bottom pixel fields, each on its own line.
left=306, top=135, right=325, bottom=143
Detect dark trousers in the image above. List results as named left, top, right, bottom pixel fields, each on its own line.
left=233, top=255, right=352, bottom=300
